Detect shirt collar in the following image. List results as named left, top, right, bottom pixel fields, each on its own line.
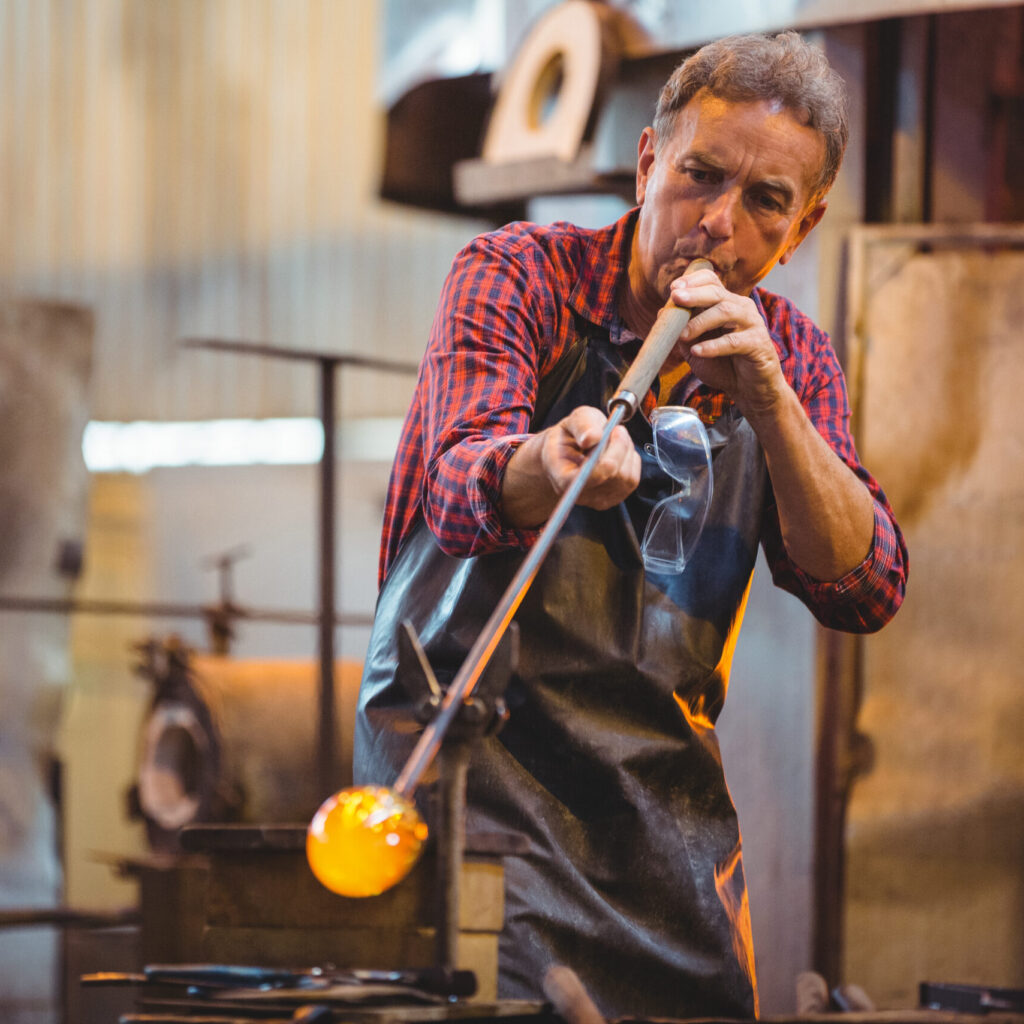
left=567, top=207, right=639, bottom=333
left=567, top=207, right=790, bottom=363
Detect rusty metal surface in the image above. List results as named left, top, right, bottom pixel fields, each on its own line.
left=840, top=227, right=1024, bottom=1006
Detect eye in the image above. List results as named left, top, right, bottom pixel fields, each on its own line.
left=684, top=166, right=715, bottom=184
left=752, top=190, right=785, bottom=212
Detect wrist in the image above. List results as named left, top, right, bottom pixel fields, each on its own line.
left=740, top=380, right=802, bottom=439
left=499, top=432, right=558, bottom=529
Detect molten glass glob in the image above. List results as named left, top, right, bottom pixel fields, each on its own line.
left=306, top=785, right=428, bottom=897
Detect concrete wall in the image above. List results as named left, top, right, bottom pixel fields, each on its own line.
left=0, top=302, right=92, bottom=1024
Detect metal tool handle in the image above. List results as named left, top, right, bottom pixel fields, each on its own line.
left=392, top=259, right=712, bottom=798
left=609, top=258, right=712, bottom=418
left=392, top=407, right=626, bottom=796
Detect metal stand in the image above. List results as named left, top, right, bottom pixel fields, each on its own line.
left=182, top=338, right=419, bottom=796
left=400, top=619, right=515, bottom=976
left=435, top=743, right=471, bottom=973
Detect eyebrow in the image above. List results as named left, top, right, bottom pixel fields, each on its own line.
left=758, top=178, right=797, bottom=207
left=684, top=148, right=799, bottom=208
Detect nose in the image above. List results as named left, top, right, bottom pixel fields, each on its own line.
left=699, top=188, right=740, bottom=240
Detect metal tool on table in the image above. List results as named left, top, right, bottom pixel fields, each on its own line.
left=82, top=963, right=476, bottom=1024
left=305, top=260, right=715, bottom=950
left=920, top=982, right=1024, bottom=1015
left=83, top=963, right=477, bottom=998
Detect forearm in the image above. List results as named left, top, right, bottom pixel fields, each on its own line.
left=748, top=385, right=874, bottom=581
left=500, top=433, right=559, bottom=528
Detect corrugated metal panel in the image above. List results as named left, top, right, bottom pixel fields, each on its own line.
left=0, top=0, right=487, bottom=421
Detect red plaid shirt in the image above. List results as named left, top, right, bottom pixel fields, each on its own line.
left=379, top=210, right=907, bottom=634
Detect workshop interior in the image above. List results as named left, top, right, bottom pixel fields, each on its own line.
left=0, top=1, right=1022, bottom=1022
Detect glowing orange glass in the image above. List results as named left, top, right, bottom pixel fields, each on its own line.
left=306, top=785, right=428, bottom=897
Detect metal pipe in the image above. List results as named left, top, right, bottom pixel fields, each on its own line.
left=393, top=403, right=625, bottom=797
left=0, top=594, right=373, bottom=626
left=317, top=361, right=339, bottom=796
left=393, top=260, right=711, bottom=797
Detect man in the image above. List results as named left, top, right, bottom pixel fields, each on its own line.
left=355, top=31, right=907, bottom=1019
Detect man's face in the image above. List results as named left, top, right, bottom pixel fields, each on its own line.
left=631, top=89, right=828, bottom=303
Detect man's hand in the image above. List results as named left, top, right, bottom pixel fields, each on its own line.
left=669, top=266, right=876, bottom=582
left=501, top=406, right=641, bottom=529
left=668, top=266, right=787, bottom=419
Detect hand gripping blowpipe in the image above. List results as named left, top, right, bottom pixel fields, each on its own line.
left=609, top=257, right=713, bottom=418
left=306, top=258, right=714, bottom=898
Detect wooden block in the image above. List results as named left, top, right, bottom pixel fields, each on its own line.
left=454, top=932, right=499, bottom=1003
left=457, top=860, right=504, bottom=933
left=205, top=849, right=428, bottom=929
left=205, top=849, right=503, bottom=933
left=182, top=823, right=506, bottom=1002
left=128, top=856, right=210, bottom=963
left=200, top=924, right=436, bottom=970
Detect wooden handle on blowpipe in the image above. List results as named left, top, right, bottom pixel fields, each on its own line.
left=609, top=257, right=713, bottom=419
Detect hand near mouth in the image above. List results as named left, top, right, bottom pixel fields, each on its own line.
left=667, top=266, right=789, bottom=422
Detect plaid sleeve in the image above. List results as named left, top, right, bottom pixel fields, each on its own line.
left=761, top=310, right=909, bottom=633
left=417, top=234, right=552, bottom=557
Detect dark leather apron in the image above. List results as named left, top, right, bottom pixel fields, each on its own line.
left=355, top=318, right=768, bottom=1019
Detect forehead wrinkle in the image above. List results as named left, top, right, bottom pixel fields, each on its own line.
left=678, top=145, right=724, bottom=170
left=679, top=143, right=799, bottom=205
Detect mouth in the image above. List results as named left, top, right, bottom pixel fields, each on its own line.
left=685, top=257, right=719, bottom=276
left=672, top=253, right=724, bottom=278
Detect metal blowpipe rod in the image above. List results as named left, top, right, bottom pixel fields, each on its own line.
left=392, top=259, right=712, bottom=797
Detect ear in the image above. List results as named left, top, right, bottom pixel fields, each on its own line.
left=635, top=127, right=657, bottom=206
left=779, top=200, right=827, bottom=265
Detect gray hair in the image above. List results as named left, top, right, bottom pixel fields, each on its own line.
left=653, top=31, right=849, bottom=200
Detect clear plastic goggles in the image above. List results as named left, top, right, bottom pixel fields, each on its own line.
left=641, top=406, right=713, bottom=575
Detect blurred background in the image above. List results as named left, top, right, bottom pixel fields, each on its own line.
left=0, top=1, right=1022, bottom=1021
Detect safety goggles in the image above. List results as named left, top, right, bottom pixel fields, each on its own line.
left=641, top=406, right=713, bottom=575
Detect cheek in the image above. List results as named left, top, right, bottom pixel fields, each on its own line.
left=652, top=203, right=690, bottom=248
left=742, top=215, right=790, bottom=253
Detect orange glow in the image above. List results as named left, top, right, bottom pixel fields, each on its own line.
left=714, top=842, right=759, bottom=1016
left=306, top=786, right=428, bottom=897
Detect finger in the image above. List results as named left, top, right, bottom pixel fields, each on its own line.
left=607, top=425, right=641, bottom=483
left=689, top=328, right=751, bottom=358
left=673, top=266, right=722, bottom=291
left=543, top=430, right=585, bottom=486
left=588, top=426, right=632, bottom=480
left=678, top=291, right=748, bottom=332
left=585, top=428, right=641, bottom=499
left=670, top=276, right=724, bottom=310
left=688, top=320, right=777, bottom=362
left=563, top=405, right=609, bottom=450
left=543, top=410, right=612, bottom=492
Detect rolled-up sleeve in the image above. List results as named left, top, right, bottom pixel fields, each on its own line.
left=764, top=497, right=908, bottom=633
left=758, top=295, right=909, bottom=633
left=418, top=235, right=552, bottom=557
